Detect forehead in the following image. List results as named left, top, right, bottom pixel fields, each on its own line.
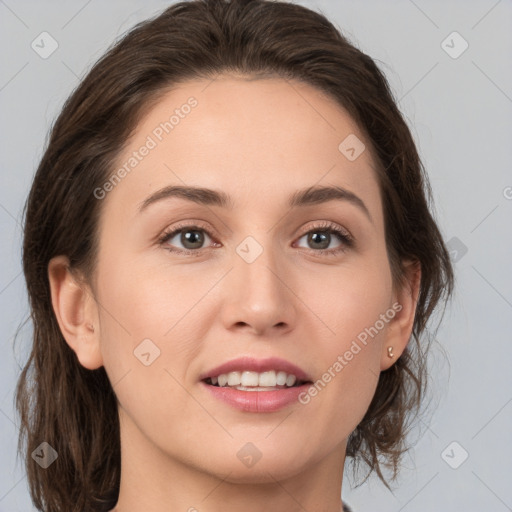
left=102, top=75, right=382, bottom=222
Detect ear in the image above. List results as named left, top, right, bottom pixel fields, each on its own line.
left=380, top=259, right=421, bottom=371
left=48, top=255, right=103, bottom=370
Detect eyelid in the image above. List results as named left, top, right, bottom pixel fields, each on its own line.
left=156, top=220, right=218, bottom=247
left=297, top=220, right=353, bottom=240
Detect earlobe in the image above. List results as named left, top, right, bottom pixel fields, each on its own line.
left=380, top=260, right=421, bottom=371
left=48, top=255, right=103, bottom=370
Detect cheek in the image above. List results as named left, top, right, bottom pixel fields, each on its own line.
left=94, top=250, right=206, bottom=388
left=94, top=257, right=204, bottom=439
left=301, top=256, right=393, bottom=429
left=95, top=249, right=199, bottom=339
left=322, top=254, right=393, bottom=347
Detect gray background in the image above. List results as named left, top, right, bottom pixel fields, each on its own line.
left=1, top=0, right=511, bottom=510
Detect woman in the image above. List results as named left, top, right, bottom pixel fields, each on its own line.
left=15, top=0, right=454, bottom=511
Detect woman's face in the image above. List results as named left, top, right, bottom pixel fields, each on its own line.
left=83, top=75, right=412, bottom=482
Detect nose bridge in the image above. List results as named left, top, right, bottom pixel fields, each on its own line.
left=222, top=231, right=296, bottom=331
left=235, top=233, right=286, bottom=302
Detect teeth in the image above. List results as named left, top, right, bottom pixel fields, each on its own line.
left=285, top=374, right=297, bottom=387
left=209, top=370, right=300, bottom=388
left=241, top=371, right=258, bottom=387
left=228, top=371, right=241, bottom=386
left=276, top=371, right=287, bottom=386
left=259, top=371, right=277, bottom=387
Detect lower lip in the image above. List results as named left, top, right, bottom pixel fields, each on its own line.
left=201, top=381, right=311, bottom=413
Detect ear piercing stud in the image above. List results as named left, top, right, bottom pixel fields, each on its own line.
left=387, top=346, right=394, bottom=358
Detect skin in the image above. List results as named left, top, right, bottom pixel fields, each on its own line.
left=48, top=75, right=420, bottom=512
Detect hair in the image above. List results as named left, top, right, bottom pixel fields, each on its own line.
left=15, top=0, right=454, bottom=510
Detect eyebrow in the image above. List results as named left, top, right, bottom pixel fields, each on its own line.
left=138, top=184, right=372, bottom=222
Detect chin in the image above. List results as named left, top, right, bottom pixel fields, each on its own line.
left=196, top=441, right=313, bottom=484
left=210, top=460, right=307, bottom=485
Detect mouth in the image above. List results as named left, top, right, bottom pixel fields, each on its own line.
left=202, top=370, right=312, bottom=391
left=200, top=358, right=314, bottom=412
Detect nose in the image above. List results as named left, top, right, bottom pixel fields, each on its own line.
left=219, top=240, right=298, bottom=337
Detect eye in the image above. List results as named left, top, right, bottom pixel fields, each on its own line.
left=158, top=223, right=216, bottom=255
left=158, top=220, right=354, bottom=256
left=294, top=221, right=354, bottom=256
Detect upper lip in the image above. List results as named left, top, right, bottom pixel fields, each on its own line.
left=199, top=356, right=312, bottom=382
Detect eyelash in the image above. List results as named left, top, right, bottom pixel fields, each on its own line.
left=157, top=220, right=354, bottom=257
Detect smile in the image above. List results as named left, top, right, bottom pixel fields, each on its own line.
left=204, top=370, right=308, bottom=389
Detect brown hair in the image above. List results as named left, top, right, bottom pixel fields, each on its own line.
left=15, top=0, right=454, bottom=510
